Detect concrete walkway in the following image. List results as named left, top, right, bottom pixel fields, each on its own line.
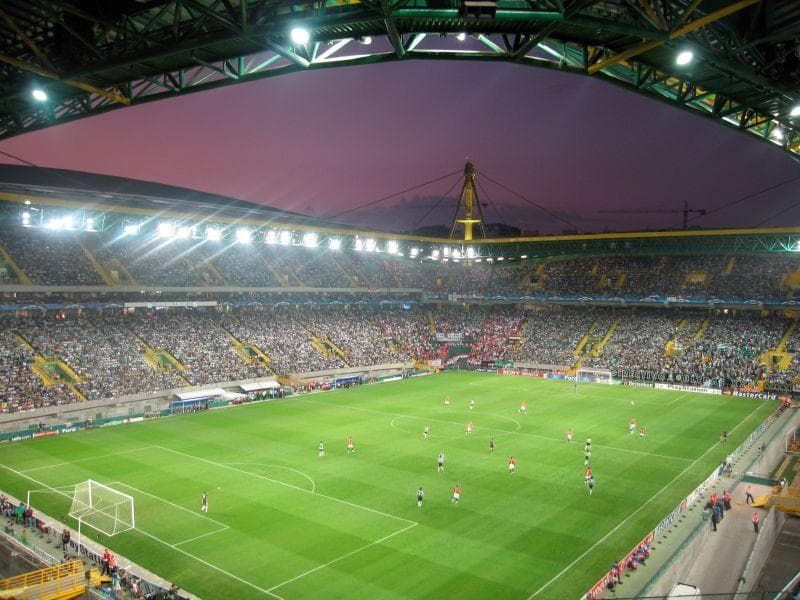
left=680, top=481, right=771, bottom=594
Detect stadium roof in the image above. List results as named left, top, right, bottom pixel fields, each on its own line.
left=0, top=1, right=798, bottom=157
left=0, top=164, right=338, bottom=229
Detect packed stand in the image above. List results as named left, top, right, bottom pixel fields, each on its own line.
left=1, top=228, right=104, bottom=285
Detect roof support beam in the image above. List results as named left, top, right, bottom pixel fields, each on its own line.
left=587, top=0, right=760, bottom=74
left=0, top=6, right=57, bottom=72
left=0, top=53, right=130, bottom=105
left=381, top=0, right=405, bottom=58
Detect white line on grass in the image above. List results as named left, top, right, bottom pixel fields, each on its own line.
left=223, top=463, right=316, bottom=493
left=266, top=522, right=418, bottom=593
left=527, top=398, right=768, bottom=598
left=154, top=446, right=417, bottom=526
left=104, top=480, right=231, bottom=546
left=0, top=463, right=284, bottom=600
left=306, top=399, right=694, bottom=463
left=20, top=446, right=157, bottom=473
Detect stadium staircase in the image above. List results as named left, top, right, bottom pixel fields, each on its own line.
left=664, top=318, right=688, bottom=355
left=76, top=240, right=114, bottom=286
left=0, top=559, right=86, bottom=600
left=427, top=312, right=436, bottom=336
left=694, top=319, right=709, bottom=340
left=613, top=273, right=626, bottom=289
left=222, top=329, right=276, bottom=374
left=13, top=333, right=87, bottom=402
left=723, top=256, right=736, bottom=275
left=256, top=253, right=288, bottom=286
left=179, top=256, right=206, bottom=285
left=322, top=336, right=349, bottom=365
left=95, top=239, right=137, bottom=284
left=128, top=329, right=190, bottom=385
left=0, top=241, right=32, bottom=284
left=198, top=253, right=227, bottom=285
left=762, top=317, right=799, bottom=373
left=590, top=317, right=620, bottom=357
left=573, top=319, right=599, bottom=356
left=751, top=486, right=800, bottom=516
left=329, top=255, right=358, bottom=287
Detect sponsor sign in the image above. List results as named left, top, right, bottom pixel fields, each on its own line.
left=435, top=332, right=464, bottom=343
left=654, top=383, right=721, bottom=395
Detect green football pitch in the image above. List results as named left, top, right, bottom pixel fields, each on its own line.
left=0, top=372, right=775, bottom=599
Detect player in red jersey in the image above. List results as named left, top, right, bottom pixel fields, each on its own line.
left=585, top=466, right=593, bottom=485
left=519, top=401, right=527, bottom=415
left=347, top=435, right=355, bottom=453
left=566, top=428, right=573, bottom=443
left=465, top=421, right=473, bottom=436
left=444, top=395, right=451, bottom=408
left=508, top=456, right=516, bottom=473
left=452, top=484, right=461, bottom=503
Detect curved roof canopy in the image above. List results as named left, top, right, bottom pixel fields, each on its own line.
left=0, top=1, right=798, bottom=155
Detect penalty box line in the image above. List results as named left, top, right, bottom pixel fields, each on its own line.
left=103, top=481, right=230, bottom=547
left=527, top=398, right=769, bottom=599
left=0, top=463, right=285, bottom=600
left=153, top=446, right=420, bottom=592
left=20, top=446, right=159, bottom=473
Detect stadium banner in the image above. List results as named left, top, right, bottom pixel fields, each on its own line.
left=436, top=332, right=463, bottom=342
left=498, top=368, right=547, bottom=378
left=622, top=380, right=655, bottom=389
left=123, top=300, right=218, bottom=308
left=722, top=388, right=790, bottom=401
left=654, top=383, right=722, bottom=395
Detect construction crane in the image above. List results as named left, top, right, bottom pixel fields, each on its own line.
left=598, top=200, right=706, bottom=229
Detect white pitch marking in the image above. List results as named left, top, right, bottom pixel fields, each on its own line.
left=0, top=463, right=282, bottom=599
left=223, top=462, right=316, bottom=493
left=527, top=399, right=769, bottom=598
left=154, top=446, right=416, bottom=526
left=267, top=522, right=418, bottom=593
left=20, top=446, right=157, bottom=473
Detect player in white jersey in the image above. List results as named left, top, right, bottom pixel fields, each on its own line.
left=423, top=425, right=429, bottom=439
left=201, top=491, right=208, bottom=513
left=318, top=441, right=325, bottom=457
left=437, top=452, right=446, bottom=472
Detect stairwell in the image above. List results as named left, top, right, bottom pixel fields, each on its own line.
left=222, top=328, right=275, bottom=374
left=573, top=319, right=599, bottom=356
left=330, top=255, right=358, bottom=287
left=77, top=239, right=114, bottom=285
left=664, top=318, right=688, bottom=355
left=694, top=319, right=710, bottom=341
left=0, top=241, right=32, bottom=283
left=591, top=317, right=620, bottom=357
left=15, top=332, right=86, bottom=401
left=128, top=328, right=190, bottom=385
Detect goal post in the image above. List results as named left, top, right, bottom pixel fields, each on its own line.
left=577, top=368, right=615, bottom=385
left=69, top=480, right=135, bottom=538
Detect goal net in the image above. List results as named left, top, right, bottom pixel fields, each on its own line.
left=577, top=368, right=614, bottom=385
left=69, top=480, right=135, bottom=536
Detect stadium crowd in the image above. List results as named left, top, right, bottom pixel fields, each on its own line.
left=1, top=222, right=797, bottom=300
left=1, top=304, right=794, bottom=414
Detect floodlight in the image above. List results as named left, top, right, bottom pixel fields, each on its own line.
left=442, top=246, right=451, bottom=257
left=303, top=232, right=318, bottom=247
left=31, top=88, right=47, bottom=102
left=410, top=247, right=419, bottom=257
left=365, top=238, right=377, bottom=252
left=675, top=50, right=693, bottom=66
left=452, top=248, right=462, bottom=259
left=85, top=217, right=95, bottom=231
left=791, top=105, right=800, bottom=118
left=386, top=240, right=399, bottom=254
left=354, top=239, right=364, bottom=251
left=62, top=215, right=75, bottom=230
left=497, top=256, right=504, bottom=261
left=358, top=36, right=372, bottom=45
left=157, top=222, right=174, bottom=238
left=466, top=247, right=476, bottom=258
left=771, top=127, right=784, bottom=141
left=431, top=249, right=440, bottom=259
left=24, top=200, right=31, bottom=205
left=21, top=211, right=30, bottom=220
left=521, top=254, right=528, bottom=259
left=291, top=27, right=310, bottom=45
left=236, top=228, right=251, bottom=243
left=176, top=226, right=191, bottom=239
left=329, top=237, right=341, bottom=250
left=206, top=227, right=222, bottom=241
left=278, top=230, right=292, bottom=245
left=456, top=32, right=467, bottom=41
left=265, top=230, right=278, bottom=244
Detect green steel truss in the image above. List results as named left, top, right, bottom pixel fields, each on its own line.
left=0, top=1, right=798, bottom=156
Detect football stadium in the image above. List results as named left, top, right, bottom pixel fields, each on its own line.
left=1, top=2, right=800, bottom=600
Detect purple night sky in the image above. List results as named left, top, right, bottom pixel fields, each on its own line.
left=1, top=60, right=798, bottom=234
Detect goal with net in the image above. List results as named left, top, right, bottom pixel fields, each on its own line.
left=69, top=480, right=135, bottom=538
left=576, top=368, right=615, bottom=385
